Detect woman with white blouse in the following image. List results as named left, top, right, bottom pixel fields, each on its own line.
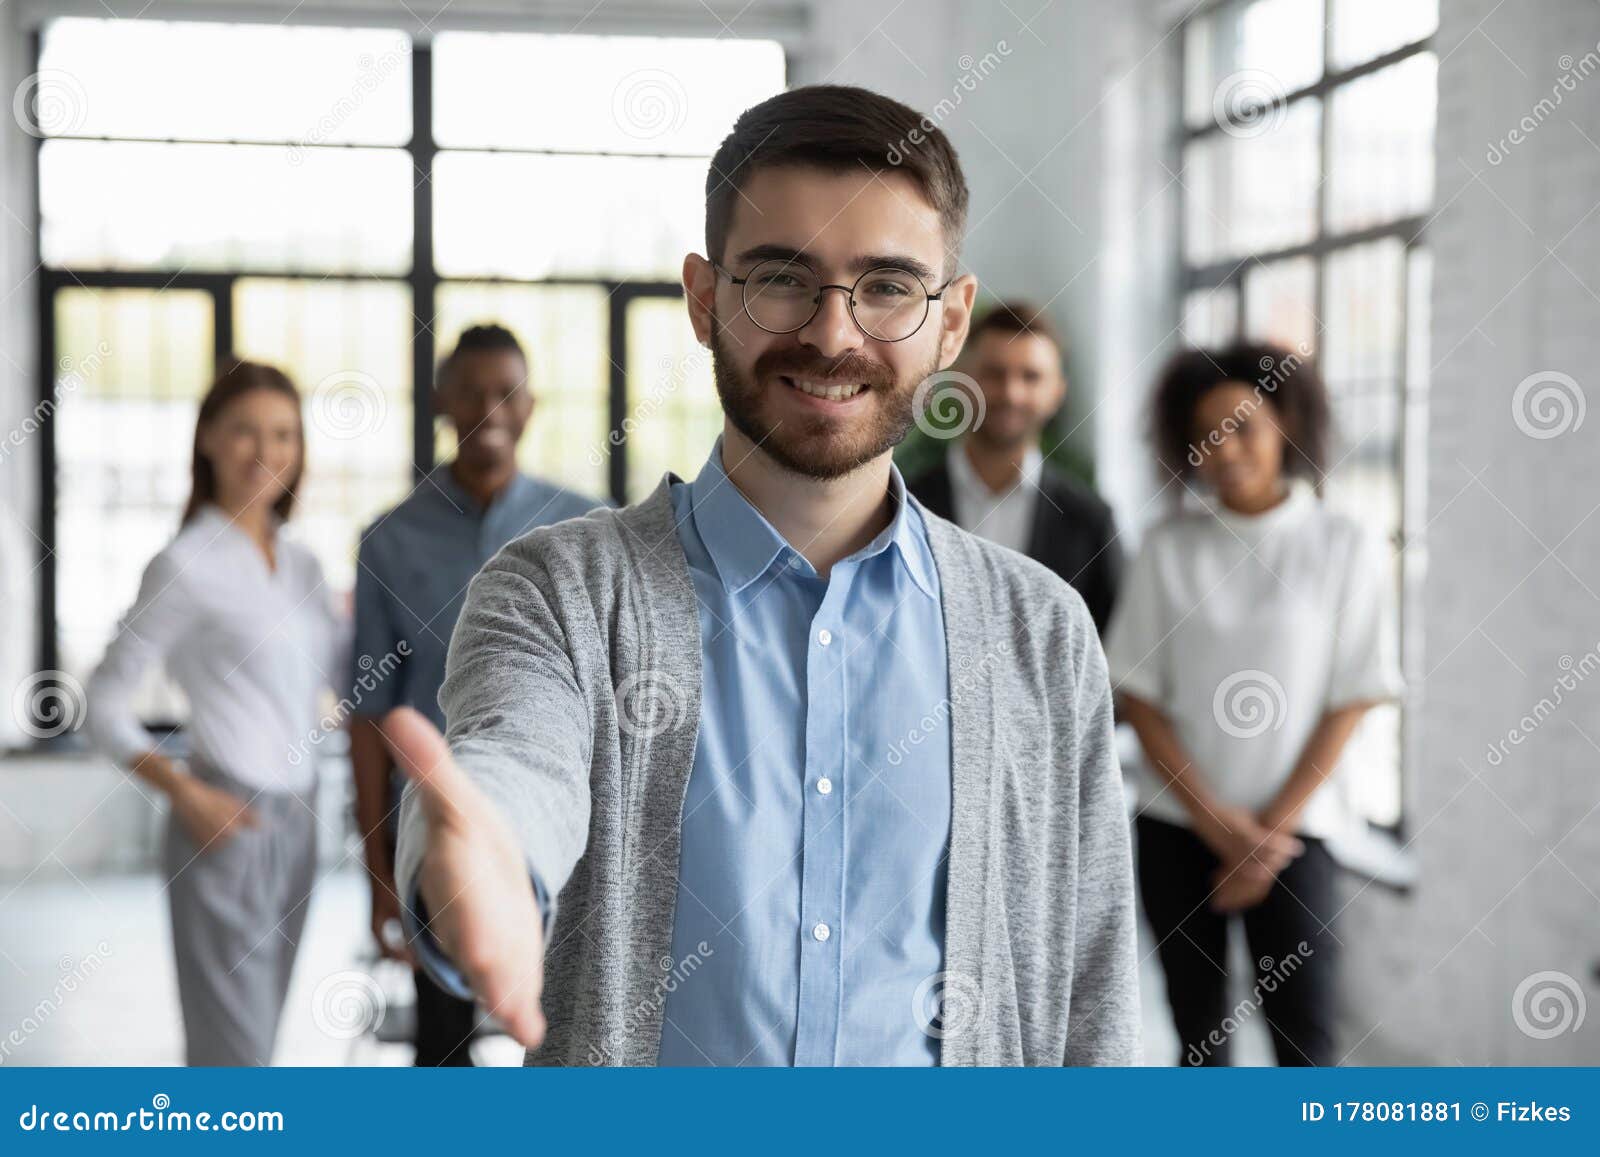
left=87, top=359, right=348, bottom=1066
left=1105, top=344, right=1402, bottom=1067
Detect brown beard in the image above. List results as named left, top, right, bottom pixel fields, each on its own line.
left=708, top=312, right=939, bottom=480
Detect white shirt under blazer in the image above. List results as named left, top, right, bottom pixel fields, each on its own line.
left=87, top=504, right=348, bottom=796
left=1104, top=479, right=1404, bottom=839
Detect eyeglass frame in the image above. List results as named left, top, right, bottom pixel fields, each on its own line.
left=710, top=258, right=957, bottom=343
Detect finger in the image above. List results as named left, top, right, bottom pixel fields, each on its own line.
left=1261, top=831, right=1305, bottom=858
left=379, top=707, right=469, bottom=820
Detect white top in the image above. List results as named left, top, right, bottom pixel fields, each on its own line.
left=947, top=442, right=1042, bottom=555
left=87, top=505, right=350, bottom=794
left=1103, top=480, right=1403, bottom=839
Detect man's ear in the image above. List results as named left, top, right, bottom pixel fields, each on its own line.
left=683, top=253, right=717, bottom=346
left=936, top=272, right=979, bottom=370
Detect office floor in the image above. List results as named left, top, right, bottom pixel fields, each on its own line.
left=0, top=867, right=1270, bottom=1066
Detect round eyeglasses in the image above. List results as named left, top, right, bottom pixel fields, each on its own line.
left=713, top=258, right=952, bottom=343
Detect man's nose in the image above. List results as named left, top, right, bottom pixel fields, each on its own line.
left=794, top=285, right=865, bottom=360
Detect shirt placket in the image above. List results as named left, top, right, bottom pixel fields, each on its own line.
left=793, top=563, right=851, bottom=1066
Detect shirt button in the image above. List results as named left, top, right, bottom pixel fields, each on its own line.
left=817, top=628, right=833, bottom=647
left=811, top=922, right=831, bottom=942
left=789, top=555, right=805, bottom=570
left=816, top=777, right=833, bottom=795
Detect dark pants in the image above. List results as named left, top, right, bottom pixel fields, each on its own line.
left=1136, top=816, right=1340, bottom=1067
left=412, top=964, right=480, bottom=1067
left=383, top=819, right=479, bottom=1067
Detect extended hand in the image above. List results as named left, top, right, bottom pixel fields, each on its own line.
left=380, top=707, right=548, bottom=1049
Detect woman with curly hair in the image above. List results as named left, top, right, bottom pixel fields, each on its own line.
left=1104, top=343, right=1402, bottom=1066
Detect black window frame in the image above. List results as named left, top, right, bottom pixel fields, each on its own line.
left=1175, top=0, right=1437, bottom=842
left=27, top=27, right=785, bottom=737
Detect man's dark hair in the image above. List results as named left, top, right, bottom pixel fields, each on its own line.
left=968, top=301, right=1066, bottom=360
left=438, top=323, right=526, bottom=385
left=705, top=84, right=969, bottom=275
left=1148, top=342, right=1330, bottom=492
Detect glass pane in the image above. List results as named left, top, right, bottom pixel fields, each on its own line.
left=1181, top=284, right=1239, bottom=346
left=434, top=32, right=783, bottom=154
left=432, top=284, right=611, bottom=502
left=52, top=287, right=214, bottom=719
left=36, top=18, right=411, bottom=144
left=433, top=152, right=704, bottom=280
left=1330, top=0, right=1437, bottom=69
left=1183, top=97, right=1321, bottom=265
left=1243, top=256, right=1317, bottom=353
left=1327, top=54, right=1436, bottom=232
left=1321, top=239, right=1405, bottom=393
left=624, top=296, right=721, bottom=503
left=232, top=279, right=413, bottom=590
left=1184, top=0, right=1324, bottom=128
left=40, top=140, right=412, bottom=274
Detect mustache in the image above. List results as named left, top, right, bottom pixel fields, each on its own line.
left=753, top=347, right=897, bottom=388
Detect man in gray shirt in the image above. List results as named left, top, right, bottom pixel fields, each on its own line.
left=348, top=324, right=601, bottom=1065
left=384, top=86, right=1140, bottom=1066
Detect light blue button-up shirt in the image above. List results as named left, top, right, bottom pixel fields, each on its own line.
left=406, top=442, right=953, bottom=1066
left=657, top=440, right=952, bottom=1066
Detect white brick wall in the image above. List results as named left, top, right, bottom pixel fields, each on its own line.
left=1339, top=0, right=1600, bottom=1065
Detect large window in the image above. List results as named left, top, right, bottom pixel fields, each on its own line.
left=1177, top=0, right=1437, bottom=827
left=32, top=17, right=784, bottom=727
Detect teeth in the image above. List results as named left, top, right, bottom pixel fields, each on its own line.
left=788, top=378, right=865, bottom=401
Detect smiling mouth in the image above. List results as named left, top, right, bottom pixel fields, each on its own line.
left=779, top=374, right=870, bottom=401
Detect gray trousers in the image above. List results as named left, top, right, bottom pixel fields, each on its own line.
left=162, top=762, right=318, bottom=1066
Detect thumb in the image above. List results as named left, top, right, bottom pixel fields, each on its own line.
left=379, top=706, right=470, bottom=823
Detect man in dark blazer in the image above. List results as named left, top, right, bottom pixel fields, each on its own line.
left=909, top=301, right=1122, bottom=633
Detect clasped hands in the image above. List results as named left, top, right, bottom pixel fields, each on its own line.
left=1200, top=805, right=1304, bottom=913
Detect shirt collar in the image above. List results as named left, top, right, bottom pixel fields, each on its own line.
left=948, top=440, right=1044, bottom=499
left=430, top=462, right=532, bottom=517
left=1203, top=476, right=1317, bottom=538
left=686, top=438, right=938, bottom=600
